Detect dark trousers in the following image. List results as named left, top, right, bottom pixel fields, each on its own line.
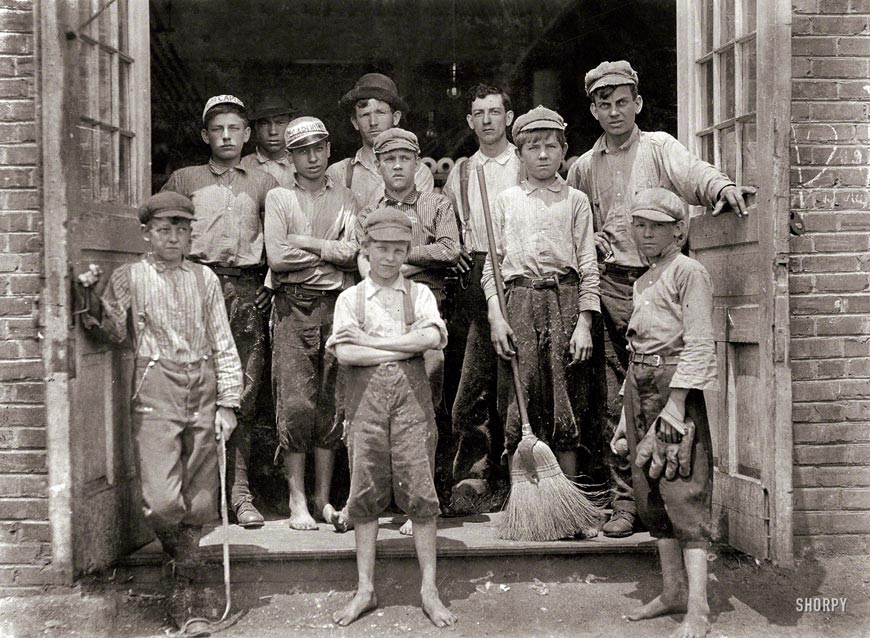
left=214, top=271, right=268, bottom=507
left=450, top=253, right=504, bottom=486
left=600, top=264, right=647, bottom=514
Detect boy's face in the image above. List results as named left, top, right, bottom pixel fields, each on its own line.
left=518, top=130, right=567, bottom=182
left=290, top=141, right=331, bottom=181
left=467, top=94, right=513, bottom=146
left=352, top=99, right=401, bottom=147
left=364, top=239, right=409, bottom=281
left=255, top=115, right=292, bottom=155
left=142, top=217, right=192, bottom=265
left=631, top=217, right=682, bottom=259
left=201, top=112, right=250, bottom=162
left=376, top=149, right=418, bottom=193
left=590, top=85, right=642, bottom=139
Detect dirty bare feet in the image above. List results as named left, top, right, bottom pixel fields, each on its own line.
left=627, top=589, right=689, bottom=621
left=333, top=588, right=378, bottom=626
left=323, top=504, right=353, bottom=533
left=421, top=586, right=456, bottom=628
left=288, top=506, right=318, bottom=531
left=399, top=518, right=414, bottom=536
left=671, top=605, right=710, bottom=638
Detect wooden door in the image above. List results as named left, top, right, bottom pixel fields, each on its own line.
left=677, top=0, right=793, bottom=565
left=42, top=0, right=152, bottom=576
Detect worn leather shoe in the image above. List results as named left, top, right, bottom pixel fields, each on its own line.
left=601, top=510, right=637, bottom=538
left=232, top=496, right=264, bottom=528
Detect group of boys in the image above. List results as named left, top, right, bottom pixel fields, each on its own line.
left=79, top=61, right=752, bottom=637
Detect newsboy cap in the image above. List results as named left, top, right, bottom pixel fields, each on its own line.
left=511, top=105, right=566, bottom=140
left=372, top=128, right=420, bottom=156
left=138, top=192, right=195, bottom=225
left=284, top=116, right=329, bottom=150
left=339, top=73, right=409, bottom=113
left=630, top=188, right=686, bottom=222
left=364, top=206, right=413, bottom=242
left=249, top=93, right=296, bottom=121
left=584, top=60, right=638, bottom=96
left=202, top=94, right=245, bottom=123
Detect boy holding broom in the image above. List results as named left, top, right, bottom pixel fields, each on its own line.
left=328, top=207, right=456, bottom=628
left=610, top=188, right=717, bottom=638
left=483, top=106, right=602, bottom=493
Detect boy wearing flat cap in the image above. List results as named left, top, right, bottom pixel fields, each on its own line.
left=327, top=207, right=456, bottom=629
left=77, top=192, right=243, bottom=634
left=609, top=187, right=717, bottom=638
left=484, top=106, right=603, bottom=494
left=326, top=73, right=435, bottom=210
left=241, top=92, right=297, bottom=188
left=264, top=116, right=359, bottom=531
left=162, top=95, right=279, bottom=530
left=566, top=60, right=755, bottom=538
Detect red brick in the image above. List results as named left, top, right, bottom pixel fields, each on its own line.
left=0, top=381, right=43, bottom=403
left=0, top=296, right=35, bottom=316
left=792, top=402, right=847, bottom=423
left=2, top=566, right=67, bottom=586
left=0, top=427, right=44, bottom=448
left=0, top=33, right=31, bottom=55
left=810, top=16, right=870, bottom=36
left=0, top=497, right=47, bottom=519
left=0, top=474, right=45, bottom=498
left=839, top=81, right=870, bottom=100
left=846, top=357, right=870, bottom=376
left=789, top=274, right=814, bottom=294
left=793, top=465, right=870, bottom=487
left=6, top=274, right=40, bottom=295
left=793, top=212, right=839, bottom=232
left=793, top=15, right=815, bottom=35
left=0, top=520, right=48, bottom=544
left=793, top=79, right=840, bottom=101
left=0, top=405, right=43, bottom=427
left=795, top=534, right=868, bottom=556
left=842, top=336, right=870, bottom=355
left=0, top=144, right=36, bottom=165
left=838, top=36, right=870, bottom=56
left=790, top=336, right=844, bottom=359
left=0, top=9, right=32, bottom=32
left=795, top=511, right=870, bottom=535
left=793, top=0, right=819, bottom=12
left=798, top=254, right=861, bottom=273
left=841, top=213, right=870, bottom=231
left=0, top=318, right=38, bottom=340
left=790, top=359, right=818, bottom=380
left=816, top=315, right=870, bottom=334
left=796, top=166, right=869, bottom=187
left=846, top=294, right=870, bottom=313
left=794, top=422, right=870, bottom=443
left=0, top=120, right=32, bottom=143
left=850, top=0, right=870, bottom=11
left=0, top=166, right=34, bottom=188
left=0, top=212, right=38, bottom=232
left=2, top=232, right=40, bottom=252
left=0, top=451, right=44, bottom=473
left=810, top=101, right=869, bottom=122
left=814, top=273, right=869, bottom=292
left=816, top=358, right=846, bottom=377
left=0, top=189, right=37, bottom=209
left=791, top=102, right=812, bottom=121
left=792, top=57, right=812, bottom=78
left=0, top=1, right=32, bottom=9
left=793, top=380, right=841, bottom=402
left=812, top=57, right=870, bottom=80
left=842, top=490, right=870, bottom=509
left=795, top=442, right=870, bottom=464
left=794, top=487, right=841, bottom=510
left=0, top=543, right=41, bottom=565
left=813, top=233, right=870, bottom=252
left=818, top=0, right=851, bottom=11
left=0, top=78, right=31, bottom=98
left=793, top=36, right=836, bottom=56
left=791, top=123, right=856, bottom=142
left=845, top=401, right=870, bottom=420
left=790, top=316, right=816, bottom=336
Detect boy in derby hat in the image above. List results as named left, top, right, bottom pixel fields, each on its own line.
left=484, top=106, right=602, bottom=494
left=327, top=207, right=456, bottom=629
left=326, top=73, right=435, bottom=209
left=610, top=187, right=717, bottom=638
left=162, top=94, right=278, bottom=531
left=566, top=60, right=755, bottom=538
left=77, top=192, right=243, bottom=634
left=264, top=116, right=359, bottom=530
left=241, top=92, right=298, bottom=188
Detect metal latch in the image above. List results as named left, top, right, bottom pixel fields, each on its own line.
left=789, top=210, right=805, bottom=236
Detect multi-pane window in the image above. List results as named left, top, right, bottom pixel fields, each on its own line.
left=77, top=0, right=140, bottom=205
left=693, top=0, right=757, bottom=186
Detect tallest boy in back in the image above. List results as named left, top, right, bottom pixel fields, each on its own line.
left=566, top=61, right=754, bottom=538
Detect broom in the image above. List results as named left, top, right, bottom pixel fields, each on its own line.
left=475, top=165, right=603, bottom=542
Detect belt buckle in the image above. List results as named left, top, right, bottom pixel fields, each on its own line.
left=649, top=354, right=662, bottom=367
left=532, top=276, right=556, bottom=289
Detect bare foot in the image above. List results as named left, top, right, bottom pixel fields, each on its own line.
left=671, top=608, right=710, bottom=638
left=421, top=587, right=456, bottom=628
left=288, top=510, right=318, bottom=531
left=627, top=591, right=688, bottom=621
left=333, top=589, right=378, bottom=626
left=323, top=504, right=353, bottom=533
left=399, top=518, right=414, bottom=536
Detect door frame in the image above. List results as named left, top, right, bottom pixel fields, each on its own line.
left=676, top=0, right=793, bottom=566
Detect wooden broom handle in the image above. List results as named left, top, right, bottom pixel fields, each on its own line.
left=476, top=165, right=531, bottom=428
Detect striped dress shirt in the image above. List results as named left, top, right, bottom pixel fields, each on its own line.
left=161, top=160, right=279, bottom=268
left=356, top=190, right=460, bottom=290
left=264, top=175, right=360, bottom=290
left=83, top=256, right=243, bottom=407
left=326, top=149, right=435, bottom=210
left=240, top=147, right=297, bottom=189
left=481, top=176, right=600, bottom=315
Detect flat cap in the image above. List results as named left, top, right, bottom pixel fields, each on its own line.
left=202, top=94, right=245, bottom=123
left=511, top=105, right=566, bottom=140
left=372, top=128, right=420, bottom=156
left=138, top=192, right=195, bottom=224
left=249, top=93, right=296, bottom=121
left=339, top=73, right=409, bottom=113
left=365, top=206, right=413, bottom=242
left=584, top=60, right=638, bottom=96
left=284, top=116, right=329, bottom=150
left=630, top=188, right=686, bottom=222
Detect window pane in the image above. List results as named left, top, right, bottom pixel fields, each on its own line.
left=741, top=37, right=757, bottom=116
left=120, top=134, right=132, bottom=205
left=743, top=0, right=757, bottom=35
left=698, top=133, right=714, bottom=165
left=100, top=128, right=114, bottom=201
left=721, top=125, right=737, bottom=181
left=719, top=47, right=735, bottom=121
left=720, top=0, right=735, bottom=43
left=700, top=60, right=714, bottom=128
left=79, top=42, right=95, bottom=119
left=741, top=118, right=757, bottom=186
left=99, top=49, right=113, bottom=124
left=78, top=124, right=96, bottom=201
left=700, top=0, right=714, bottom=54
left=118, top=0, right=129, bottom=53
left=120, top=61, right=131, bottom=130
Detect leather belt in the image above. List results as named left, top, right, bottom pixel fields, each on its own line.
left=629, top=352, right=681, bottom=367
left=275, top=283, right=339, bottom=297
left=507, top=271, right=578, bottom=289
left=204, top=264, right=264, bottom=278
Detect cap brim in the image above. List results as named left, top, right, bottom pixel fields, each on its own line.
left=512, top=121, right=565, bottom=139
left=587, top=73, right=637, bottom=95
left=630, top=209, right=679, bottom=222
left=339, top=87, right=409, bottom=113
left=374, top=141, right=419, bottom=155
left=151, top=210, right=195, bottom=220
left=366, top=230, right=413, bottom=242
left=286, top=132, right=329, bottom=150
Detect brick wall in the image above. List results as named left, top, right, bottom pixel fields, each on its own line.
left=0, top=0, right=52, bottom=586
left=790, top=0, right=870, bottom=556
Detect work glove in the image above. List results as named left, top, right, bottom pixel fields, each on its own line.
left=677, top=417, right=696, bottom=478
left=655, top=400, right=687, bottom=443
left=635, top=425, right=669, bottom=479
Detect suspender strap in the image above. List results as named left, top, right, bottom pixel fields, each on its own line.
left=345, top=160, right=354, bottom=190
left=192, top=262, right=209, bottom=324
left=355, top=279, right=416, bottom=335
left=127, top=263, right=143, bottom=357
left=355, top=279, right=366, bottom=329
left=402, top=278, right=415, bottom=332
left=459, top=158, right=471, bottom=227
